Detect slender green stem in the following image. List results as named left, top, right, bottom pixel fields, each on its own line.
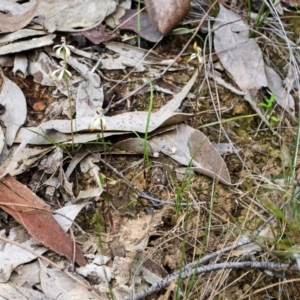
left=64, top=75, right=74, bottom=150
left=143, top=78, right=154, bottom=168
left=137, top=0, right=141, bottom=47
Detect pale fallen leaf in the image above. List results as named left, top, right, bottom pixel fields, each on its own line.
left=59, top=168, right=76, bottom=203
left=0, top=29, right=47, bottom=46
left=0, top=281, right=51, bottom=300
left=149, top=124, right=231, bottom=185
left=0, top=68, right=27, bottom=146
left=39, top=261, right=100, bottom=300
left=28, top=51, right=57, bottom=86
left=1, top=146, right=53, bottom=176
left=102, top=42, right=179, bottom=72
left=21, top=111, right=192, bottom=135
left=106, top=42, right=178, bottom=66
left=0, top=228, right=47, bottom=283
left=77, top=188, right=103, bottom=202
left=65, top=151, right=90, bottom=178
left=213, top=4, right=267, bottom=90
left=54, top=202, right=88, bottom=232
left=14, top=127, right=125, bottom=145
left=36, top=0, right=117, bottom=32
left=10, top=261, right=41, bottom=288
left=0, top=34, right=56, bottom=55
left=4, top=130, right=123, bottom=177
left=39, top=147, right=63, bottom=174
left=0, top=0, right=40, bottom=33
left=265, top=64, right=295, bottom=117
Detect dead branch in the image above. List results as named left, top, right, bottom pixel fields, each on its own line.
left=125, top=261, right=291, bottom=300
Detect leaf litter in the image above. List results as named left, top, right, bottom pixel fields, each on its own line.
left=0, top=0, right=299, bottom=299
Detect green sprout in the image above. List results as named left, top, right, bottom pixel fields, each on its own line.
left=258, top=93, right=279, bottom=122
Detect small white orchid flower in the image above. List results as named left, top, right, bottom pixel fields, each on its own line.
left=50, top=60, right=72, bottom=82
left=53, top=36, right=75, bottom=59
left=188, top=41, right=202, bottom=64
left=89, top=109, right=106, bottom=131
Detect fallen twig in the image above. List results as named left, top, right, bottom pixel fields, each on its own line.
left=125, top=261, right=291, bottom=300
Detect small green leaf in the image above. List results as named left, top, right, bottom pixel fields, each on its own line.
left=258, top=102, right=268, bottom=108
left=270, top=115, right=279, bottom=122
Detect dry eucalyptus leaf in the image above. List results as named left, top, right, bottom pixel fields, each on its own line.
left=81, top=25, right=118, bottom=44
left=102, top=42, right=179, bottom=72
left=53, top=203, right=87, bottom=232
left=0, top=228, right=47, bottom=283
left=39, top=148, right=63, bottom=174
left=28, top=52, right=57, bottom=86
left=112, top=138, right=154, bottom=155
left=119, top=9, right=162, bottom=42
left=10, top=260, right=40, bottom=287
left=213, top=5, right=267, bottom=91
left=35, top=111, right=192, bottom=134
left=76, top=188, right=103, bottom=202
left=0, top=68, right=27, bottom=146
left=144, top=0, right=191, bottom=35
left=59, top=168, right=76, bottom=203
left=0, top=282, right=48, bottom=299
left=106, top=42, right=177, bottom=66
left=0, top=170, right=87, bottom=266
left=0, top=34, right=56, bottom=56
left=149, top=124, right=231, bottom=185
left=39, top=261, right=97, bottom=299
left=36, top=0, right=117, bottom=32
left=14, top=127, right=125, bottom=145
left=105, top=5, right=126, bottom=29
left=1, top=146, right=53, bottom=176
left=265, top=64, right=295, bottom=118
left=0, top=0, right=40, bottom=33
left=0, top=29, right=48, bottom=46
